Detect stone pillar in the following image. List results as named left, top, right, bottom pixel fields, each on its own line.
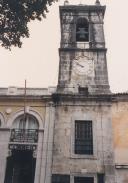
left=40, top=102, right=55, bottom=183
left=0, top=129, right=10, bottom=183
left=34, top=130, right=44, bottom=183
left=101, top=106, right=116, bottom=183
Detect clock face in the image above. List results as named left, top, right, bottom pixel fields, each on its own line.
left=73, top=56, right=94, bottom=76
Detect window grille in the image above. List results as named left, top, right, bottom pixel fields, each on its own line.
left=52, top=174, right=70, bottom=183
left=75, top=120, right=93, bottom=155
left=74, top=176, right=94, bottom=183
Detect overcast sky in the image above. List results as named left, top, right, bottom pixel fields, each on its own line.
left=0, top=0, right=128, bottom=93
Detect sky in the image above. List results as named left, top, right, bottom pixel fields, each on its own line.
left=0, top=0, right=128, bottom=93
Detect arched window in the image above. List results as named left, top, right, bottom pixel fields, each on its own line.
left=6, top=114, right=39, bottom=183
left=76, top=18, right=89, bottom=42
left=10, top=114, right=39, bottom=143
left=12, top=114, right=39, bottom=130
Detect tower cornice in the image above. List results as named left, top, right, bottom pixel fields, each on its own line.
left=59, top=5, right=106, bottom=17
left=59, top=48, right=107, bottom=52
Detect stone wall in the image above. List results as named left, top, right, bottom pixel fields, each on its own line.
left=52, top=96, right=115, bottom=182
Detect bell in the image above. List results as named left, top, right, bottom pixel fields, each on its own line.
left=95, top=0, right=101, bottom=5
left=64, top=0, right=69, bottom=5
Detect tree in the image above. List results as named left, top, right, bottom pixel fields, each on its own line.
left=0, top=0, right=58, bottom=49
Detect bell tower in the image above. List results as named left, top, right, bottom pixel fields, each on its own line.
left=57, top=1, right=110, bottom=94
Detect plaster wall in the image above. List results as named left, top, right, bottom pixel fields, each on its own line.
left=112, top=100, right=128, bottom=183
left=0, top=99, right=50, bottom=183
left=0, top=100, right=46, bottom=127
left=112, top=101, right=128, bottom=164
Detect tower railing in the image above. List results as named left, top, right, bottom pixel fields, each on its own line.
left=60, top=42, right=105, bottom=49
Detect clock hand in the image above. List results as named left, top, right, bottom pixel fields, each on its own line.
left=74, top=60, right=84, bottom=68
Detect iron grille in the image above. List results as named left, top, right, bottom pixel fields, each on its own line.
left=10, top=129, right=38, bottom=143
left=9, top=144, right=37, bottom=151
left=74, top=177, right=94, bottom=183
left=75, top=121, right=93, bottom=155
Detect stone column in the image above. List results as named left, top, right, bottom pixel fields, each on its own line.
left=101, top=106, right=116, bottom=183
left=34, top=130, right=44, bottom=183
left=0, top=129, right=10, bottom=183
left=40, top=102, right=55, bottom=183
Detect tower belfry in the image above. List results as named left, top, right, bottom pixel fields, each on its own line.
left=57, top=1, right=110, bottom=95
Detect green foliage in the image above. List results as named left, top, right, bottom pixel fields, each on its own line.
left=0, top=0, right=58, bottom=49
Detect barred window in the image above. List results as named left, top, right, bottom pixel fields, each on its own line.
left=52, top=174, right=70, bottom=183
left=74, top=177, right=94, bottom=183
left=75, top=120, right=93, bottom=155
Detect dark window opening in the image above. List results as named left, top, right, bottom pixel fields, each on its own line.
left=4, top=150, right=36, bottom=183
left=74, top=176, right=94, bottom=183
left=76, top=18, right=89, bottom=42
left=97, top=173, right=105, bottom=183
left=52, top=174, right=70, bottom=183
left=75, top=120, right=93, bottom=155
left=78, top=87, right=88, bottom=95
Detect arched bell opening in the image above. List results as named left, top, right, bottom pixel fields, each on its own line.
left=76, top=17, right=89, bottom=42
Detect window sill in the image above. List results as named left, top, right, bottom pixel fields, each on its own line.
left=115, top=164, right=128, bottom=169
left=70, top=154, right=97, bottom=160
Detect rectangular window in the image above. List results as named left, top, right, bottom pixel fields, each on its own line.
left=74, top=176, right=94, bottom=183
left=97, top=174, right=105, bottom=183
left=78, top=87, right=88, bottom=95
left=75, top=120, right=93, bottom=155
left=52, top=174, right=70, bottom=183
